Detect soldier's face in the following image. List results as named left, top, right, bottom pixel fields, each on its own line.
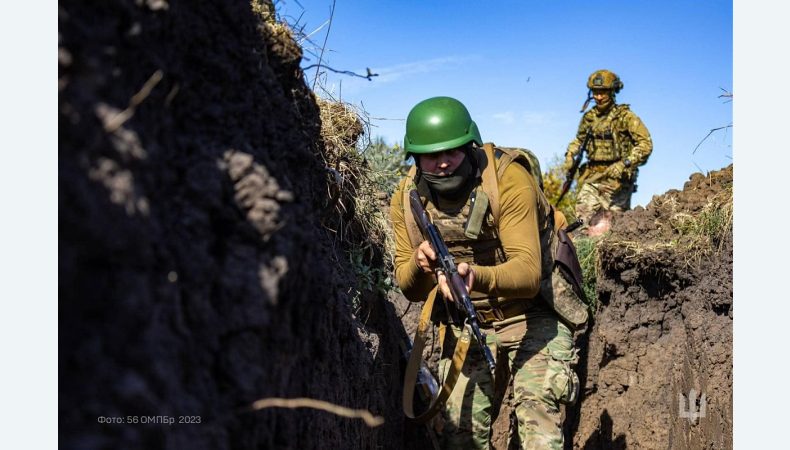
left=592, top=90, right=612, bottom=105
left=418, top=148, right=466, bottom=176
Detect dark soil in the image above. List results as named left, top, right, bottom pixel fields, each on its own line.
left=567, top=165, right=733, bottom=449
left=58, top=1, right=732, bottom=449
left=59, top=1, right=428, bottom=449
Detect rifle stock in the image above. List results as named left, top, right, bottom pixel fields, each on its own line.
left=408, top=190, right=497, bottom=374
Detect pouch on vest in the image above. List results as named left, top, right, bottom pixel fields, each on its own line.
left=547, top=268, right=589, bottom=328
left=555, top=228, right=586, bottom=302
left=463, top=187, right=489, bottom=239
left=545, top=228, right=589, bottom=328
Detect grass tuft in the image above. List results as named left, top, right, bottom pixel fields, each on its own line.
left=573, top=235, right=600, bottom=312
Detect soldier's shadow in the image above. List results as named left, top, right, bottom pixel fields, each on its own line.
left=581, top=409, right=627, bottom=449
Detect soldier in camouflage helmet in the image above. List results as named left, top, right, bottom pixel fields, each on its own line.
left=563, top=69, right=653, bottom=227
left=391, top=96, right=582, bottom=449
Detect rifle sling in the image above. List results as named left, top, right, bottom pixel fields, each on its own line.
left=403, top=286, right=473, bottom=423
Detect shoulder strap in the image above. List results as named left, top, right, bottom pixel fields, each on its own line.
left=481, top=143, right=502, bottom=227
left=402, top=287, right=472, bottom=423
left=612, top=104, right=632, bottom=122
left=494, top=148, right=518, bottom=180
left=482, top=144, right=542, bottom=227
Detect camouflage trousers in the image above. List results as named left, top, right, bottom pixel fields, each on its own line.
left=575, top=178, right=635, bottom=224
left=436, top=316, right=578, bottom=449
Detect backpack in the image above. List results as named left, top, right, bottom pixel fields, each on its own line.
left=401, top=143, right=589, bottom=327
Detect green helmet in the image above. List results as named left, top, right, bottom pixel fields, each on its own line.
left=587, top=69, right=623, bottom=93
left=404, top=97, right=483, bottom=154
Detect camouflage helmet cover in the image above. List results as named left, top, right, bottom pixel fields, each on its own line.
left=586, top=69, right=624, bottom=93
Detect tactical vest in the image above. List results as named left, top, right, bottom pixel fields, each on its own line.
left=584, top=104, right=635, bottom=163
left=400, top=144, right=572, bottom=320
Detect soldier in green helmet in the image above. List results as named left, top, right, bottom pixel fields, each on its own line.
left=563, top=69, right=653, bottom=232
left=391, top=96, right=584, bottom=449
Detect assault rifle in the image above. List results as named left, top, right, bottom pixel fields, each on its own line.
left=408, top=189, right=497, bottom=374
left=556, top=131, right=592, bottom=206
left=565, top=218, right=584, bottom=234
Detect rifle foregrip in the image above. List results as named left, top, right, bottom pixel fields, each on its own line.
left=448, top=274, right=468, bottom=301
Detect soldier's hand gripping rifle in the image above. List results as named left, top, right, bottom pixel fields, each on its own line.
left=409, top=190, right=497, bottom=374
left=556, top=131, right=592, bottom=206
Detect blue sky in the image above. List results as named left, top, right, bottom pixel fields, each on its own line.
left=284, top=0, right=733, bottom=207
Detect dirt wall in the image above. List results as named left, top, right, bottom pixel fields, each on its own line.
left=568, top=166, right=733, bottom=449
left=59, top=1, right=424, bottom=449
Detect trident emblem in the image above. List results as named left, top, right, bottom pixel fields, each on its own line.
left=678, top=389, right=707, bottom=422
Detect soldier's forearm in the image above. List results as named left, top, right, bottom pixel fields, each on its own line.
left=628, top=144, right=652, bottom=166
left=471, top=259, right=541, bottom=299
left=395, top=258, right=436, bottom=302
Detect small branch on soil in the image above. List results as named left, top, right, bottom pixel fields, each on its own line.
left=301, top=18, right=330, bottom=43
left=249, top=397, right=385, bottom=427
left=368, top=116, right=405, bottom=121
left=104, top=70, right=163, bottom=132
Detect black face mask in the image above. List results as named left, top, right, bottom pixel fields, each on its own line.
left=418, top=153, right=476, bottom=200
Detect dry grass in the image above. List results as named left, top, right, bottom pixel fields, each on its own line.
left=691, top=188, right=732, bottom=250
left=605, top=239, right=677, bottom=259
left=317, top=97, right=365, bottom=152
left=250, top=0, right=275, bottom=23
left=603, top=185, right=733, bottom=269
left=315, top=97, right=395, bottom=304
left=668, top=186, right=733, bottom=253
left=316, top=97, right=391, bottom=251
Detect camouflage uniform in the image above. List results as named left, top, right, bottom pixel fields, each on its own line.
left=438, top=317, right=576, bottom=449
left=566, top=82, right=652, bottom=224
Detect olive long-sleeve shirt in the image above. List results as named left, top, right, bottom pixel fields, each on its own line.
left=390, top=163, right=542, bottom=303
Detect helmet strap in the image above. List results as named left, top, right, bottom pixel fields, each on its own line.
left=580, top=89, right=592, bottom=113
left=413, top=155, right=423, bottom=184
